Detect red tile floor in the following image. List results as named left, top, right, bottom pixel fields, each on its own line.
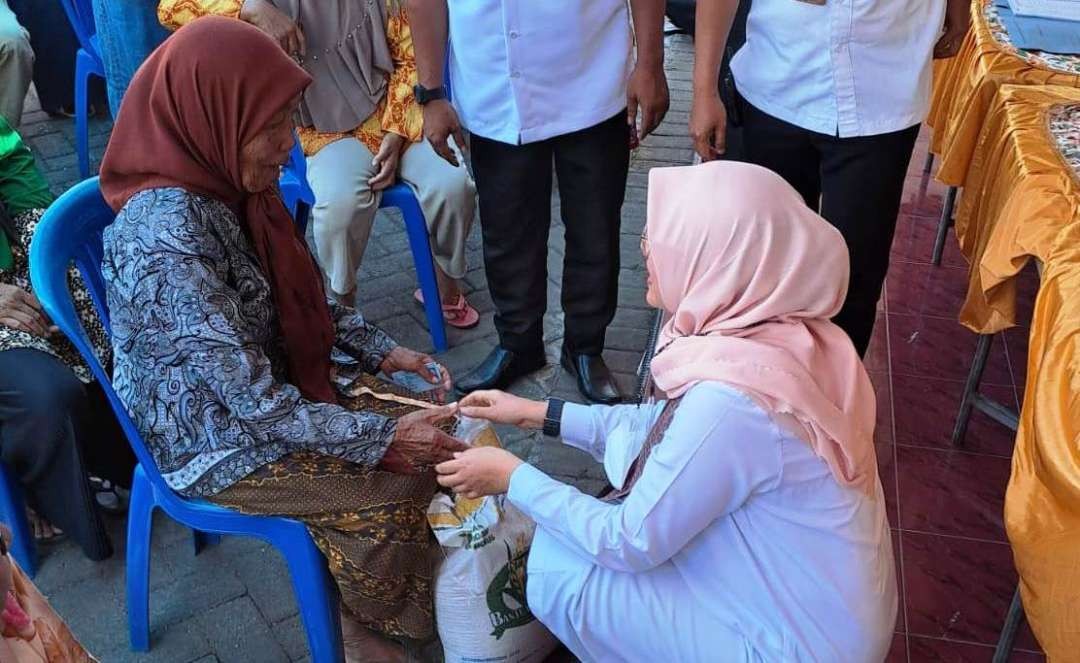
left=879, top=132, right=1045, bottom=661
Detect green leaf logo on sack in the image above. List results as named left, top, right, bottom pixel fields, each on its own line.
left=486, top=538, right=534, bottom=640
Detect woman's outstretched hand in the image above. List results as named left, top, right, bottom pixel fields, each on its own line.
left=459, top=390, right=547, bottom=429
left=435, top=447, right=524, bottom=499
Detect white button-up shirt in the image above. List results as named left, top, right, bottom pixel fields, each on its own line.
left=732, top=0, right=947, bottom=138
left=446, top=0, right=633, bottom=145
left=507, top=382, right=897, bottom=661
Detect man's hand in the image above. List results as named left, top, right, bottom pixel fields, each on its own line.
left=380, top=406, right=467, bottom=474
left=934, top=0, right=970, bottom=59
left=435, top=447, right=524, bottom=499
left=379, top=346, right=453, bottom=398
left=240, top=0, right=305, bottom=57
left=627, top=61, right=670, bottom=144
left=369, top=133, right=407, bottom=191
left=0, top=284, right=54, bottom=338
left=690, top=90, right=728, bottom=161
left=422, top=99, right=467, bottom=167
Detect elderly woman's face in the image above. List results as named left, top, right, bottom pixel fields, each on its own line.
left=239, top=96, right=300, bottom=193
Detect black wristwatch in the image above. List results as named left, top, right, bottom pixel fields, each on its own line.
left=413, top=84, right=447, bottom=105
left=543, top=398, right=565, bottom=438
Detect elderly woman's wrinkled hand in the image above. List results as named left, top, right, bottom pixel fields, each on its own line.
left=380, top=405, right=468, bottom=474
left=435, top=447, right=524, bottom=499
left=0, top=284, right=55, bottom=338
left=379, top=346, right=453, bottom=400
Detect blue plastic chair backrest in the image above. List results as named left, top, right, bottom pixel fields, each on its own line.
left=58, top=0, right=98, bottom=57
left=29, top=179, right=176, bottom=500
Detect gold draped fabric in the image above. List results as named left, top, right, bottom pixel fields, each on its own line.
left=926, top=0, right=1080, bottom=188
left=955, top=85, right=1080, bottom=334
left=936, top=80, right=1080, bottom=659
left=1007, top=218, right=1080, bottom=662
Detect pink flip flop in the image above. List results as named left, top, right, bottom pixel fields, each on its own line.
left=414, top=289, right=480, bottom=329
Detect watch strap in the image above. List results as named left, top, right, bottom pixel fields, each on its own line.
left=543, top=398, right=565, bottom=438
left=413, top=84, right=447, bottom=105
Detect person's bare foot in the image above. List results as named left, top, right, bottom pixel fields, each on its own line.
left=340, top=612, right=406, bottom=663
left=26, top=508, right=64, bottom=543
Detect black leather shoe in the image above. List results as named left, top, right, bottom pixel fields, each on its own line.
left=561, top=348, right=622, bottom=405
left=457, top=346, right=546, bottom=394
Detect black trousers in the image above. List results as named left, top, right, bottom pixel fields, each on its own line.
left=739, top=100, right=919, bottom=355
left=470, top=112, right=630, bottom=357
left=0, top=348, right=135, bottom=560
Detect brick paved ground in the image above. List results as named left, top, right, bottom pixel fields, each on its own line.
left=19, top=32, right=695, bottom=662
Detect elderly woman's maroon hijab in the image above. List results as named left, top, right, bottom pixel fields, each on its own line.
left=99, top=16, right=339, bottom=403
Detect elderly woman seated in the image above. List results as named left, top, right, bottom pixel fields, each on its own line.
left=99, top=18, right=465, bottom=661
left=437, top=162, right=898, bottom=662
left=157, top=0, right=480, bottom=328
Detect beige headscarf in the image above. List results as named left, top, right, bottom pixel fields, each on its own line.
left=646, top=161, right=879, bottom=496
left=276, top=0, right=394, bottom=133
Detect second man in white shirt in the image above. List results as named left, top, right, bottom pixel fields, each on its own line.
left=409, top=0, right=669, bottom=404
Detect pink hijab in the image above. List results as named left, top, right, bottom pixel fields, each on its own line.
left=646, top=161, right=878, bottom=496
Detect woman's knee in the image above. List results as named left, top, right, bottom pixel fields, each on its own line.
left=0, top=352, right=86, bottom=464
left=425, top=165, right=477, bottom=220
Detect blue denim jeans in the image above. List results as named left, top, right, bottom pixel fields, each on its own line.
left=90, top=0, right=168, bottom=117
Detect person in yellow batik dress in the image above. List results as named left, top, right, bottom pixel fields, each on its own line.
left=158, top=0, right=480, bottom=327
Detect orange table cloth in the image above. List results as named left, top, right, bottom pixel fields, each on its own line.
left=927, top=0, right=1080, bottom=188
left=1007, top=219, right=1080, bottom=663
left=946, top=83, right=1080, bottom=661
left=955, top=85, right=1080, bottom=334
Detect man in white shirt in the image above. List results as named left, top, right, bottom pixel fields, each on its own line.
left=689, top=0, right=970, bottom=355
left=409, top=0, right=669, bottom=404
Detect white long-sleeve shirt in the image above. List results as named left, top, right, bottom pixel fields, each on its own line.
left=731, top=0, right=947, bottom=137
left=446, top=0, right=633, bottom=145
left=507, top=381, right=896, bottom=662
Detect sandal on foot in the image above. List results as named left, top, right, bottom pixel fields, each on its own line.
left=413, top=289, right=480, bottom=329
left=90, top=476, right=130, bottom=515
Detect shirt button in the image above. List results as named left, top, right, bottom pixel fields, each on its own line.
left=510, top=71, right=521, bottom=78
left=509, top=31, right=519, bottom=39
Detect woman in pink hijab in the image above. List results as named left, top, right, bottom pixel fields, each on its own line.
left=436, top=161, right=897, bottom=662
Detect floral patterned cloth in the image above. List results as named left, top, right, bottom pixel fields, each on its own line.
left=984, top=1, right=1080, bottom=75
left=156, top=0, right=422, bottom=157
left=0, top=208, right=110, bottom=383
left=1048, top=103, right=1080, bottom=178
left=101, top=187, right=400, bottom=497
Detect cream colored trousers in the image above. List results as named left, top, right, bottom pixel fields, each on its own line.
left=0, top=0, right=32, bottom=127
left=307, top=136, right=476, bottom=298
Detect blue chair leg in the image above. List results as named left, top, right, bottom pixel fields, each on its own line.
left=75, top=49, right=92, bottom=179
left=284, top=534, right=344, bottom=663
left=126, top=466, right=155, bottom=651
left=192, top=530, right=221, bottom=556
left=0, top=463, right=36, bottom=577
left=398, top=196, right=448, bottom=352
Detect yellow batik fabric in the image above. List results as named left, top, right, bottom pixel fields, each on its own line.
left=156, top=0, right=422, bottom=157
left=295, top=3, right=422, bottom=157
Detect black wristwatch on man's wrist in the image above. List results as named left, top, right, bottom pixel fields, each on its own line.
left=413, top=84, right=447, bottom=105
left=543, top=398, right=565, bottom=438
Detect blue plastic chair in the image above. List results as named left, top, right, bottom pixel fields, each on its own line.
left=58, top=0, right=107, bottom=179
left=280, top=142, right=449, bottom=352
left=29, top=179, right=345, bottom=662
left=0, top=462, right=36, bottom=576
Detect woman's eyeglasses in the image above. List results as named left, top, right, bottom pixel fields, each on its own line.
left=640, top=228, right=649, bottom=259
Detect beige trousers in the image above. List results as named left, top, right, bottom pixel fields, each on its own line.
left=307, top=136, right=476, bottom=298
left=0, top=0, right=32, bottom=127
